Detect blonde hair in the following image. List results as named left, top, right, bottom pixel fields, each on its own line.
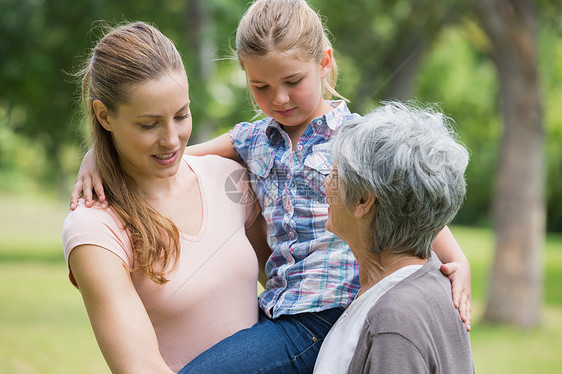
left=236, top=0, right=345, bottom=101
left=79, top=22, right=184, bottom=284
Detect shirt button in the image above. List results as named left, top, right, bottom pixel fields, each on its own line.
left=289, top=232, right=295, bottom=239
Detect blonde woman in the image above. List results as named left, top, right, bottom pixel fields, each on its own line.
left=63, top=22, right=267, bottom=373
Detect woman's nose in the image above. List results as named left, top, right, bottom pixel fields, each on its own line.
left=159, top=122, right=180, bottom=148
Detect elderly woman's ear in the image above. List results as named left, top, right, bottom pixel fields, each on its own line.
left=354, top=192, right=376, bottom=218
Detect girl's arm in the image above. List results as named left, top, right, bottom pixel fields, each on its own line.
left=433, top=226, right=472, bottom=331
left=245, top=212, right=271, bottom=288
left=69, top=245, right=174, bottom=374
left=70, top=148, right=106, bottom=210
left=186, top=133, right=240, bottom=162
left=70, top=133, right=239, bottom=210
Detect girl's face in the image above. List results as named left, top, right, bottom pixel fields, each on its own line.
left=95, top=69, right=192, bottom=183
left=242, top=50, right=332, bottom=135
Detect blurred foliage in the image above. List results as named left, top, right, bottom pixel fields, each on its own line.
left=415, top=26, right=500, bottom=227
left=541, top=20, right=562, bottom=232
left=0, top=0, right=561, bottom=230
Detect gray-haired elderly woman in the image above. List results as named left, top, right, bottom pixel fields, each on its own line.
left=314, top=102, right=474, bottom=374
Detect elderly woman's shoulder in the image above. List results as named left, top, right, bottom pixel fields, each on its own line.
left=364, top=287, right=422, bottom=334
left=364, top=268, right=459, bottom=336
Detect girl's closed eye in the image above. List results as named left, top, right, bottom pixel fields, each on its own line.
left=286, top=78, right=302, bottom=86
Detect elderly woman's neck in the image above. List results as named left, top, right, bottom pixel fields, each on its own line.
left=354, top=249, right=427, bottom=298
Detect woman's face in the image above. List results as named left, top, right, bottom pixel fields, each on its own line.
left=324, top=167, right=354, bottom=241
left=102, top=70, right=191, bottom=183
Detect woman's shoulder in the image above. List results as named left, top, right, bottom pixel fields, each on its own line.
left=62, top=200, right=133, bottom=281
left=64, top=199, right=118, bottom=221
left=63, top=200, right=125, bottom=238
left=62, top=201, right=129, bottom=250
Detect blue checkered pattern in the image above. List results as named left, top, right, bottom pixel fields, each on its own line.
left=230, top=101, right=361, bottom=318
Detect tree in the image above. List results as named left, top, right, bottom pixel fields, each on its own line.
left=475, top=0, right=545, bottom=328
left=320, top=0, right=549, bottom=327
left=0, top=0, right=244, bottom=195
left=316, top=0, right=472, bottom=113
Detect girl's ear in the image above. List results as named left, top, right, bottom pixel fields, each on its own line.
left=354, top=192, right=376, bottom=219
left=320, top=48, right=333, bottom=78
left=92, top=100, right=112, bottom=132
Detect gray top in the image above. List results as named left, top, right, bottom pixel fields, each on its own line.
left=347, top=254, right=474, bottom=374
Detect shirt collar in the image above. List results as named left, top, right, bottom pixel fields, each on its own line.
left=320, top=100, right=348, bottom=131
left=265, top=100, right=349, bottom=141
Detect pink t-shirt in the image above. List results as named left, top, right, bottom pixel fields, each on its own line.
left=63, top=155, right=260, bottom=372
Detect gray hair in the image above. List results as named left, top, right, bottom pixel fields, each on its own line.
left=332, top=101, right=469, bottom=258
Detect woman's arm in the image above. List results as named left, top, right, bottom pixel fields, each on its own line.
left=245, top=213, right=271, bottom=288
left=186, top=133, right=240, bottom=162
left=433, top=226, right=472, bottom=331
left=69, top=245, right=174, bottom=374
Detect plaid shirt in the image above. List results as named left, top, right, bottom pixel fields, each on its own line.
left=230, top=101, right=361, bottom=318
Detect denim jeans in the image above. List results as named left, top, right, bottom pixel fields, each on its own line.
left=178, top=307, right=344, bottom=374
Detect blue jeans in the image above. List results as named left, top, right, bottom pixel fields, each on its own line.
left=178, top=307, right=344, bottom=374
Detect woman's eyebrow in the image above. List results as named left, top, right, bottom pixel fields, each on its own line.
left=175, top=102, right=190, bottom=114
left=135, top=102, right=190, bottom=118
left=136, top=113, right=161, bottom=119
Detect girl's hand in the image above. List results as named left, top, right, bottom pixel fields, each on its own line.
left=70, top=149, right=106, bottom=210
left=440, top=261, right=472, bottom=331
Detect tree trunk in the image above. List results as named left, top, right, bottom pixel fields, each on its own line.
left=185, top=0, right=215, bottom=80
left=184, top=0, right=217, bottom=143
left=477, top=0, right=545, bottom=328
left=355, top=33, right=427, bottom=113
left=381, top=36, right=427, bottom=102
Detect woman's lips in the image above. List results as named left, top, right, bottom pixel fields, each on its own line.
left=152, top=151, right=178, bottom=165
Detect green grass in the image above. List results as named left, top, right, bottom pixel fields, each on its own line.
left=0, top=262, right=108, bottom=374
left=452, top=225, right=562, bottom=308
left=470, top=306, right=562, bottom=373
left=451, top=226, right=562, bottom=374
left=0, top=194, right=109, bottom=373
left=1, top=194, right=561, bottom=373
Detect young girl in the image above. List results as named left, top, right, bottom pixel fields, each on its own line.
left=72, top=1, right=471, bottom=372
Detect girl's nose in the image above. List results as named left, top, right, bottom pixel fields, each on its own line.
left=272, top=88, right=289, bottom=106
